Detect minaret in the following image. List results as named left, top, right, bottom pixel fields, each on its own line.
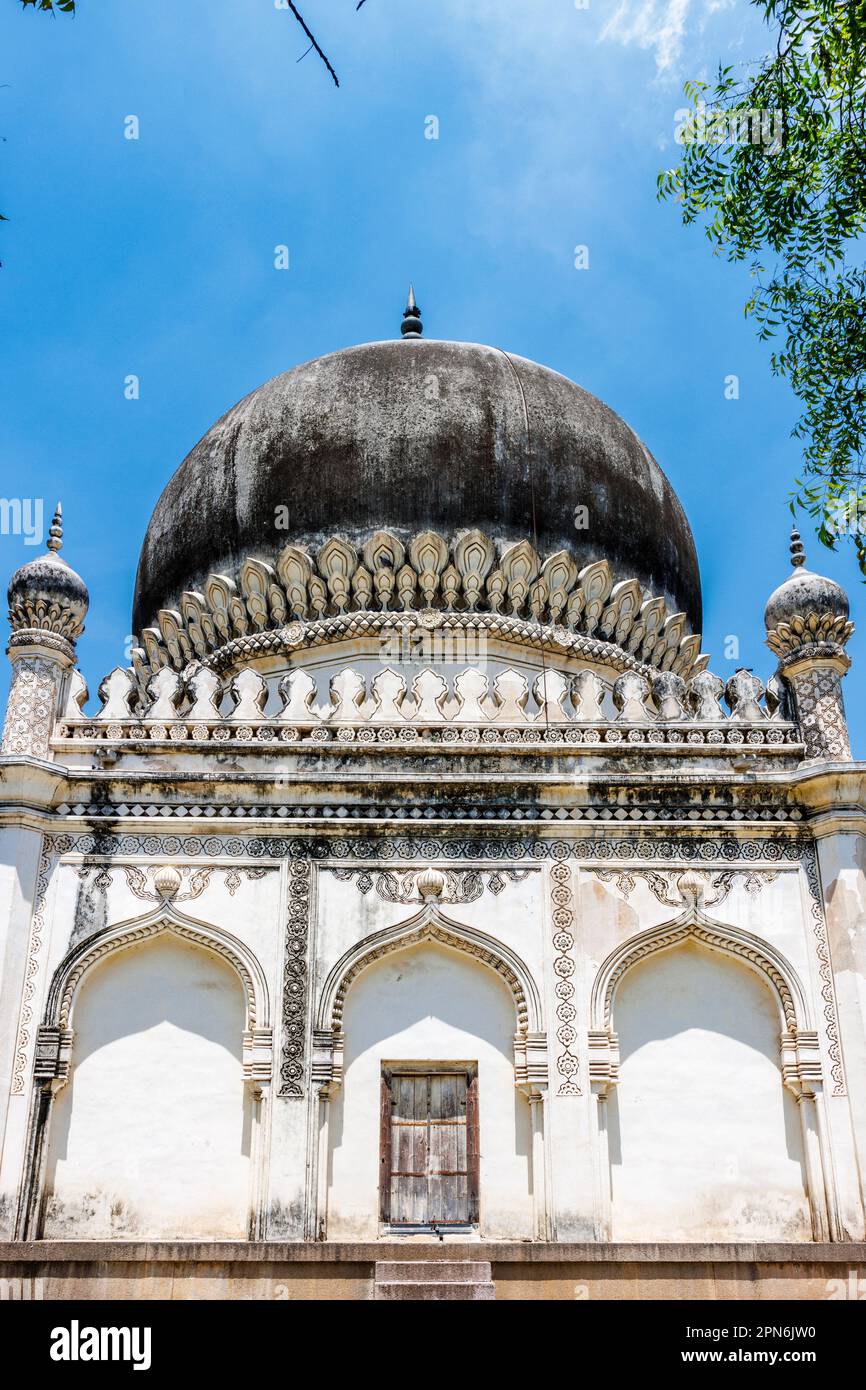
left=2, top=503, right=89, bottom=759
left=764, top=527, right=854, bottom=761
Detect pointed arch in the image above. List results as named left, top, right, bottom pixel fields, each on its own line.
left=318, top=904, right=543, bottom=1036
left=44, top=903, right=270, bottom=1034
left=590, top=904, right=811, bottom=1037
left=586, top=900, right=837, bottom=1244
left=21, top=904, right=274, bottom=1242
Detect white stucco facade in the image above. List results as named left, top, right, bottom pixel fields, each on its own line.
left=1, top=342, right=864, bottom=1299
left=0, top=763, right=864, bottom=1249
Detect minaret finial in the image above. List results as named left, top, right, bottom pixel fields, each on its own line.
left=47, top=501, right=63, bottom=554
left=400, top=284, right=423, bottom=339
left=790, top=525, right=806, bottom=569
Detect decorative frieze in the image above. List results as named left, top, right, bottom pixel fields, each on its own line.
left=327, top=865, right=537, bottom=904
left=280, top=858, right=311, bottom=1099
left=52, top=797, right=806, bottom=824
left=56, top=715, right=799, bottom=752
left=10, top=835, right=56, bottom=1095
left=550, top=860, right=579, bottom=1096
left=591, top=866, right=779, bottom=908
left=22, top=831, right=823, bottom=863
left=119, top=864, right=274, bottom=902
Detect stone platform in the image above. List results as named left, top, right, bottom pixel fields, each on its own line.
left=2, top=1242, right=865, bottom=1300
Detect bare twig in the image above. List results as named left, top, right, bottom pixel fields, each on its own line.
left=286, top=2, right=340, bottom=87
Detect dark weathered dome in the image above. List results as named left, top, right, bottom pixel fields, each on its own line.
left=133, top=339, right=702, bottom=635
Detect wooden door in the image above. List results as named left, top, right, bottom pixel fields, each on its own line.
left=381, top=1068, right=479, bottom=1227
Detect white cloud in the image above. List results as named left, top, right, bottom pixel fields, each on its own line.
left=600, top=0, right=738, bottom=74
left=600, top=0, right=692, bottom=73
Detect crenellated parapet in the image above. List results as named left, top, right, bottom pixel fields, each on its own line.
left=54, top=655, right=798, bottom=758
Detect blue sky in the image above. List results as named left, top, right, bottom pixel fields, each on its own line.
left=1, top=0, right=863, bottom=752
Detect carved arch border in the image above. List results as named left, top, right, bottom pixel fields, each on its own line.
left=310, top=902, right=550, bottom=1240
left=586, top=901, right=839, bottom=1242
left=19, top=904, right=274, bottom=1241
left=590, top=905, right=811, bottom=1039
left=318, top=903, right=543, bottom=1037
left=44, top=903, right=271, bottom=1034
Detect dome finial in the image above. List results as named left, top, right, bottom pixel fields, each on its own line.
left=790, top=525, right=806, bottom=569
left=400, top=284, right=423, bottom=339
left=47, top=501, right=63, bottom=554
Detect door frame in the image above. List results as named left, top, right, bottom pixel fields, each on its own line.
left=379, top=1061, right=480, bottom=1233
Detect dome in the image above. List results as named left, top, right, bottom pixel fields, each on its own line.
left=764, top=528, right=849, bottom=634
left=132, top=337, right=702, bottom=637
left=7, top=504, right=89, bottom=645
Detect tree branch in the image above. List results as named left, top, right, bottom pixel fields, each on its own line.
left=285, top=2, right=340, bottom=87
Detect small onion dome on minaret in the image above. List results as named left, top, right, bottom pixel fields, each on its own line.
left=400, top=284, right=423, bottom=339
left=764, top=527, right=852, bottom=659
left=764, top=526, right=854, bottom=762
left=7, top=503, right=89, bottom=657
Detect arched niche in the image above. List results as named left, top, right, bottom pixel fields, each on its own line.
left=587, top=896, right=839, bottom=1243
left=312, top=905, right=548, bottom=1243
left=19, top=906, right=273, bottom=1241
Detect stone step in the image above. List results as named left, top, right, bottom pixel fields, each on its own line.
left=374, top=1260, right=495, bottom=1300
left=374, top=1280, right=496, bottom=1301
left=375, top=1261, right=492, bottom=1284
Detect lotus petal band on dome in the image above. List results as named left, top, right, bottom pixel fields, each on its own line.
left=129, top=528, right=705, bottom=692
